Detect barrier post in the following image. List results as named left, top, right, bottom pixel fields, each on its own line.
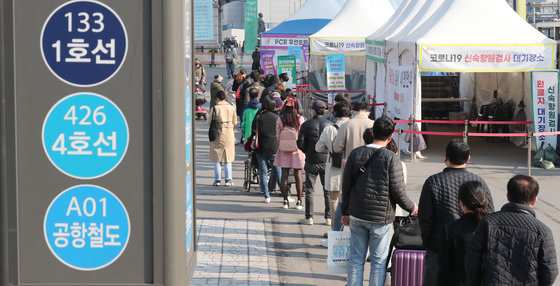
left=409, top=116, right=415, bottom=162
left=397, top=129, right=402, bottom=157
left=527, top=133, right=532, bottom=176
left=383, top=102, right=387, bottom=117
left=463, top=120, right=469, bottom=143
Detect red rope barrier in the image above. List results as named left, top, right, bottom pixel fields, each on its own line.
left=416, top=120, right=465, bottom=124
left=370, top=103, right=385, bottom=106
left=470, top=121, right=534, bottom=125
left=534, top=131, right=560, bottom=136
left=468, top=132, right=529, bottom=137
left=400, top=130, right=464, bottom=136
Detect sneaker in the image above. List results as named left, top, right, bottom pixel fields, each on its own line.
left=225, top=180, right=233, bottom=187
left=295, top=201, right=303, bottom=210
left=325, top=218, right=332, bottom=226
left=282, top=200, right=289, bottom=209
left=213, top=181, right=221, bottom=186
left=298, top=217, right=313, bottom=225
left=320, top=239, right=328, bottom=248
left=264, top=198, right=271, bottom=204
left=287, top=196, right=296, bottom=203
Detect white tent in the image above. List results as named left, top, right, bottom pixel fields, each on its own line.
left=260, top=0, right=346, bottom=69
left=376, top=0, right=557, bottom=148
left=307, top=0, right=395, bottom=102
left=364, top=0, right=429, bottom=114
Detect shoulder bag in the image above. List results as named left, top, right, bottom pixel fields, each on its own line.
left=208, top=107, right=221, bottom=142
left=330, top=125, right=343, bottom=168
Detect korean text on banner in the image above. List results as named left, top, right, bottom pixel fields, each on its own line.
left=277, top=55, right=297, bottom=89
left=288, top=47, right=302, bottom=71
left=260, top=50, right=276, bottom=75
left=531, top=71, right=558, bottom=150
left=387, top=64, right=414, bottom=119
left=327, top=230, right=351, bottom=274
left=244, top=0, right=258, bottom=53
left=365, top=40, right=385, bottom=63
left=326, top=55, right=345, bottom=91
left=194, top=0, right=213, bottom=41
left=311, top=38, right=366, bottom=55
left=420, top=44, right=556, bottom=71
left=261, top=34, right=309, bottom=50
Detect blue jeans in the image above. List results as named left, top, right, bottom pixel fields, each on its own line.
left=214, top=162, right=232, bottom=181
left=333, top=200, right=344, bottom=231
left=255, top=153, right=281, bottom=199
left=226, top=61, right=234, bottom=78
left=347, top=218, right=392, bottom=286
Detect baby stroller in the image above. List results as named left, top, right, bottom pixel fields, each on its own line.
left=194, top=78, right=207, bottom=120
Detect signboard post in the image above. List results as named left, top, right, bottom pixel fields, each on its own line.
left=531, top=70, right=559, bottom=150
left=277, top=55, right=297, bottom=89
left=326, top=54, right=346, bottom=91
left=386, top=64, right=415, bottom=119
left=0, top=0, right=196, bottom=284
left=260, top=50, right=276, bottom=75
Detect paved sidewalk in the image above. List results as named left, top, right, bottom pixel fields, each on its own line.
left=192, top=218, right=279, bottom=285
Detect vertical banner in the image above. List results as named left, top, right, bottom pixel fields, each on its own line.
left=244, top=0, right=258, bottom=53
left=260, top=50, right=276, bottom=75
left=387, top=64, right=415, bottom=119
left=326, top=54, right=345, bottom=91
left=288, top=46, right=302, bottom=71
left=277, top=55, right=297, bottom=89
left=302, top=44, right=309, bottom=71
left=194, top=0, right=213, bottom=41
left=531, top=71, right=558, bottom=149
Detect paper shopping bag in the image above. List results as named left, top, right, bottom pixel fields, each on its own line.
left=327, top=230, right=351, bottom=274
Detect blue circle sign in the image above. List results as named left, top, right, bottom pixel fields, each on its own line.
left=44, top=185, right=130, bottom=271
left=41, top=0, right=127, bottom=87
left=42, top=92, right=129, bottom=179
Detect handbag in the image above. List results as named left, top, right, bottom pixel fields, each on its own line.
left=327, top=230, right=351, bottom=274
left=208, top=107, right=220, bottom=142
left=251, top=115, right=259, bottom=150
left=330, top=125, right=343, bottom=168
left=391, top=215, right=424, bottom=250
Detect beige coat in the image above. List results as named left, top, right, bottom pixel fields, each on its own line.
left=208, top=101, right=237, bottom=163
left=315, top=118, right=349, bottom=191
left=332, top=114, right=374, bottom=159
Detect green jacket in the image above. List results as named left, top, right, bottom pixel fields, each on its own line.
left=241, top=108, right=259, bottom=140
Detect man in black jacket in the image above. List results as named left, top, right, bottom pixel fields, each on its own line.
left=341, top=116, right=417, bottom=286
left=465, top=175, right=558, bottom=286
left=297, top=100, right=332, bottom=223
left=252, top=96, right=281, bottom=203
left=418, top=139, right=494, bottom=286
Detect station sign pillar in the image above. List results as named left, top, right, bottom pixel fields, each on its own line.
left=0, top=0, right=196, bottom=284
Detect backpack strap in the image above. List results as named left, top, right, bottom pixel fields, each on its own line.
left=354, top=147, right=382, bottom=179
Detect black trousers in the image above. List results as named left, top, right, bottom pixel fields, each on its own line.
left=304, top=163, right=330, bottom=220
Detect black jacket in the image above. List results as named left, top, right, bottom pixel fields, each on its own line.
left=252, top=109, right=279, bottom=155
left=437, top=213, right=479, bottom=286
left=418, top=168, right=494, bottom=252
left=297, top=115, right=331, bottom=165
left=465, top=203, right=558, bottom=286
left=341, top=146, right=415, bottom=224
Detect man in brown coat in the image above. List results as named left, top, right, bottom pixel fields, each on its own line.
left=333, top=101, right=374, bottom=162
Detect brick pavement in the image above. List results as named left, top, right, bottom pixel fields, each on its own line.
left=192, top=218, right=280, bottom=285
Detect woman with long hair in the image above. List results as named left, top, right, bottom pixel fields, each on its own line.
left=437, top=181, right=492, bottom=286
left=274, top=97, right=306, bottom=209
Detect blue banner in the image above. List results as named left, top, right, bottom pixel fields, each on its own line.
left=194, top=0, right=213, bottom=41
left=326, top=54, right=345, bottom=90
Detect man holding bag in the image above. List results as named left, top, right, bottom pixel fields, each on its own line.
left=341, top=116, right=418, bottom=286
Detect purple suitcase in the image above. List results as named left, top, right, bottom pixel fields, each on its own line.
left=391, top=249, right=426, bottom=286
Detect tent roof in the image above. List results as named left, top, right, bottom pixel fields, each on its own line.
left=366, top=0, right=427, bottom=42
left=263, top=19, right=331, bottom=35
left=386, top=0, right=445, bottom=47
left=310, top=0, right=395, bottom=39
left=262, top=0, right=346, bottom=36
left=401, top=0, right=556, bottom=45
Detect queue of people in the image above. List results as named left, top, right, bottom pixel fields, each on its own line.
left=206, top=66, right=558, bottom=286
